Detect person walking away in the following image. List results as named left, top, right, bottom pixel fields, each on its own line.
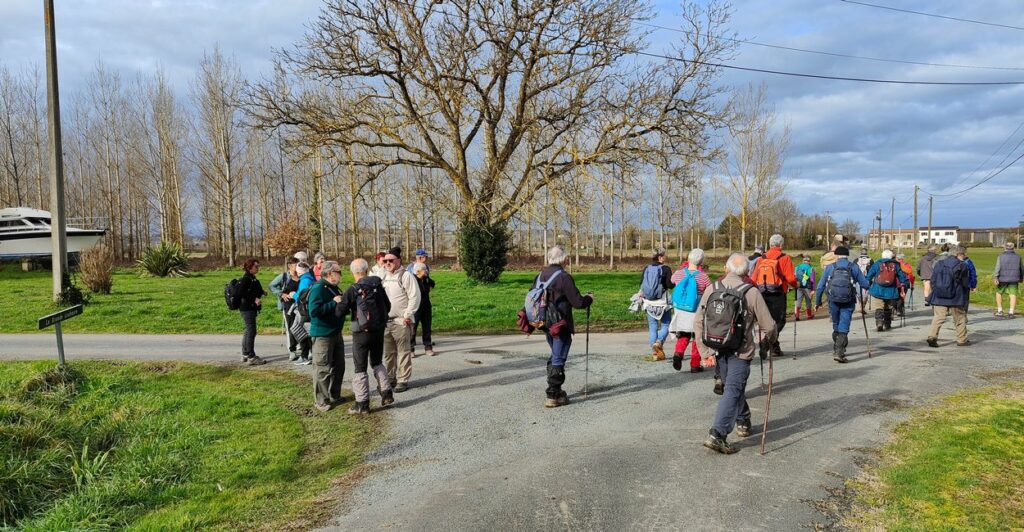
left=410, top=262, right=437, bottom=357
left=381, top=248, right=421, bottom=392
left=751, top=234, right=797, bottom=357
left=640, top=248, right=675, bottom=360
left=747, top=245, right=765, bottom=272
left=819, top=235, right=846, bottom=270
left=856, top=248, right=874, bottom=310
left=270, top=257, right=301, bottom=360
left=865, top=250, right=908, bottom=332
left=312, top=252, right=326, bottom=280
left=917, top=245, right=938, bottom=306
left=669, top=248, right=712, bottom=372
left=233, top=259, right=267, bottom=366
left=895, top=253, right=915, bottom=316
left=370, top=252, right=388, bottom=278
left=993, top=242, right=1023, bottom=318
left=535, top=245, right=594, bottom=408
left=289, top=262, right=316, bottom=365
left=962, top=249, right=978, bottom=317
left=926, top=246, right=972, bottom=347
left=815, top=246, right=871, bottom=363
left=308, top=261, right=347, bottom=411
left=694, top=253, right=777, bottom=454
left=337, top=258, right=394, bottom=414
left=794, top=255, right=816, bottom=321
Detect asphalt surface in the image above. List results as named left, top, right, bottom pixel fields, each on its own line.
left=3, top=296, right=1023, bottom=530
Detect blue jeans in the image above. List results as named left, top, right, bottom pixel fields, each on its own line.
left=711, top=354, right=752, bottom=437
left=829, top=302, right=856, bottom=334
left=546, top=331, right=573, bottom=366
left=647, top=311, right=671, bottom=345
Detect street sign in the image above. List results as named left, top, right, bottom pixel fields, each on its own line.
left=38, top=304, right=83, bottom=329
left=37, top=304, right=82, bottom=366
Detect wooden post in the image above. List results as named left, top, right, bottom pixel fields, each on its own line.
left=44, top=0, right=68, bottom=302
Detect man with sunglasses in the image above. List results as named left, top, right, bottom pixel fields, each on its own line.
left=381, top=248, right=421, bottom=392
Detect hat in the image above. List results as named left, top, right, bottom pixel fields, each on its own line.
left=320, top=260, right=341, bottom=275
left=754, top=245, right=765, bottom=253
left=833, top=234, right=846, bottom=244
left=388, top=246, right=402, bottom=258
left=836, top=246, right=850, bottom=256
left=415, top=248, right=428, bottom=257
left=293, top=251, right=308, bottom=262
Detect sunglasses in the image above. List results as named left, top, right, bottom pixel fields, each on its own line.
left=384, top=259, right=397, bottom=263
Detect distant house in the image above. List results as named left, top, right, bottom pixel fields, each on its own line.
left=958, top=227, right=1022, bottom=246
left=918, top=226, right=959, bottom=245
left=866, top=229, right=918, bottom=251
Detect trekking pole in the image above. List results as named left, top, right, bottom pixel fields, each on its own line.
left=760, top=351, right=774, bottom=455
left=792, top=291, right=797, bottom=352
left=859, top=296, right=874, bottom=358
left=584, top=305, right=591, bottom=400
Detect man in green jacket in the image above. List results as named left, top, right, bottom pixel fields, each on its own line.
left=308, top=260, right=346, bottom=411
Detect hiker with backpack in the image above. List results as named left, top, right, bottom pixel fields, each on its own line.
left=694, top=253, right=778, bottom=454
left=820, top=235, right=846, bottom=270
left=926, top=245, right=972, bottom=348
left=815, top=246, right=871, bottom=363
left=308, top=261, right=347, bottom=411
left=640, top=248, right=675, bottom=360
left=856, top=248, right=874, bottom=310
left=336, top=258, right=395, bottom=415
left=794, top=255, right=816, bottom=321
left=895, top=253, right=915, bottom=317
left=993, top=242, right=1023, bottom=319
left=232, top=258, right=267, bottom=366
left=270, top=257, right=301, bottom=360
left=411, top=261, right=436, bottom=357
left=287, top=262, right=316, bottom=365
left=529, top=245, right=594, bottom=408
left=380, top=248, right=421, bottom=393
left=865, top=250, right=909, bottom=332
left=917, top=245, right=938, bottom=306
left=750, top=234, right=798, bottom=358
left=669, top=248, right=712, bottom=373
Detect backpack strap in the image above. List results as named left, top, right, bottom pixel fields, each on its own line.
left=538, top=269, right=562, bottom=289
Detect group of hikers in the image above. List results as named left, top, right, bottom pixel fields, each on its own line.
left=227, top=247, right=436, bottom=414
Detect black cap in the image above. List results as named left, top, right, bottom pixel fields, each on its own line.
left=835, top=246, right=850, bottom=256
left=388, top=246, right=402, bottom=258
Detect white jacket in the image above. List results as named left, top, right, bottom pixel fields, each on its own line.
left=382, top=268, right=421, bottom=321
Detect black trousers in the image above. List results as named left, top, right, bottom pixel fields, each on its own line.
left=240, top=310, right=258, bottom=357
left=413, top=303, right=433, bottom=348
left=352, top=330, right=385, bottom=373
left=762, top=293, right=787, bottom=352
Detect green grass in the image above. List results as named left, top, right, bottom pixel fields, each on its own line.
left=0, top=360, right=378, bottom=530
left=845, top=378, right=1024, bottom=530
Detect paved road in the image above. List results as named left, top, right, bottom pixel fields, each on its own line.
left=4, top=300, right=1023, bottom=530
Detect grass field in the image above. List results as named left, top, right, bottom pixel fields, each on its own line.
left=844, top=375, right=1024, bottom=530
left=0, top=247, right=1011, bottom=335
left=1, top=360, right=378, bottom=529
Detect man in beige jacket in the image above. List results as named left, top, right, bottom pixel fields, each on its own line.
left=381, top=248, right=421, bottom=393
left=694, top=253, right=778, bottom=454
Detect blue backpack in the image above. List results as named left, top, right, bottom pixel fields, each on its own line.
left=641, top=265, right=666, bottom=300
left=826, top=264, right=856, bottom=305
left=672, top=269, right=700, bottom=312
left=524, top=270, right=562, bottom=327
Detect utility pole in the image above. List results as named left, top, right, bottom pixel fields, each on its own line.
left=890, top=197, right=895, bottom=251
left=824, top=210, right=831, bottom=248
left=44, top=0, right=68, bottom=302
left=875, top=209, right=883, bottom=252
left=927, top=196, right=933, bottom=246
left=913, top=185, right=919, bottom=258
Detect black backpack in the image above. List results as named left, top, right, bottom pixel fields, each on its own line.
left=224, top=279, right=241, bottom=310
left=352, top=277, right=388, bottom=333
left=826, top=265, right=856, bottom=305
left=296, top=286, right=313, bottom=323
left=701, top=282, right=754, bottom=353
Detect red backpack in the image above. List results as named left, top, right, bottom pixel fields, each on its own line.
left=876, top=261, right=898, bottom=287
left=753, top=255, right=784, bottom=294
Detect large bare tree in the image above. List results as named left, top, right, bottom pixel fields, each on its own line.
left=248, top=0, right=733, bottom=280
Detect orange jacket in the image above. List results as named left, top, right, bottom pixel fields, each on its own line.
left=761, top=247, right=798, bottom=293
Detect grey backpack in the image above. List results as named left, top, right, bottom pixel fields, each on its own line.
left=701, top=282, right=754, bottom=353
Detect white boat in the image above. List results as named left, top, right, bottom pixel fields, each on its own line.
left=0, top=207, right=106, bottom=259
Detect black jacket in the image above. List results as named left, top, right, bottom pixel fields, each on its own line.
left=641, top=262, right=675, bottom=292
left=415, top=275, right=435, bottom=309
left=535, top=265, right=593, bottom=335
left=234, top=272, right=265, bottom=312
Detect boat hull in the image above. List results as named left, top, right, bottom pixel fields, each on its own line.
left=0, top=230, right=106, bottom=259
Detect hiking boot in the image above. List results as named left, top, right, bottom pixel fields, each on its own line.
left=288, top=351, right=298, bottom=361
left=330, top=396, right=348, bottom=406
left=672, top=353, right=684, bottom=371
left=834, top=354, right=848, bottom=363
left=956, top=340, right=972, bottom=347
left=380, top=390, right=395, bottom=407
left=240, top=355, right=251, bottom=363
left=735, top=423, right=751, bottom=438
left=544, top=392, right=571, bottom=408
left=314, top=402, right=332, bottom=413
left=426, top=348, right=437, bottom=357
left=713, top=375, right=724, bottom=395
left=995, top=310, right=1005, bottom=319
left=1009, top=312, right=1017, bottom=319
left=293, top=356, right=308, bottom=366
left=652, top=342, right=666, bottom=361
left=394, top=382, right=409, bottom=393
left=703, top=431, right=737, bottom=454
left=247, top=356, right=266, bottom=366
left=347, top=400, right=371, bottom=415
left=690, top=366, right=704, bottom=374
left=926, top=337, right=939, bottom=348
left=806, top=309, right=814, bottom=320
left=876, top=325, right=884, bottom=332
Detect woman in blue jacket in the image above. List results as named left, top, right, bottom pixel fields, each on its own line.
left=866, top=250, right=909, bottom=332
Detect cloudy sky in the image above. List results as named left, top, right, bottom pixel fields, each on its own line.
left=3, top=0, right=1023, bottom=233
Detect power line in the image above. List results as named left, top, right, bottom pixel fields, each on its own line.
left=390, top=0, right=1024, bottom=86
left=838, top=0, right=1024, bottom=32
left=931, top=149, right=1024, bottom=201
left=946, top=120, right=1024, bottom=190
left=640, top=21, right=1024, bottom=72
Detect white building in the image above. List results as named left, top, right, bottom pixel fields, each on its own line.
left=919, top=226, right=959, bottom=245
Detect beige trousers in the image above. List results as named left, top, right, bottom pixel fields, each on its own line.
left=928, top=305, right=968, bottom=343
left=384, top=320, right=413, bottom=385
